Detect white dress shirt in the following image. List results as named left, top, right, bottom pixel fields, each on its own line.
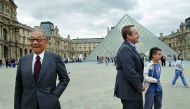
left=127, top=40, right=138, bottom=52
left=32, top=50, right=45, bottom=74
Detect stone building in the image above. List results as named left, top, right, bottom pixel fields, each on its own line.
left=70, top=38, right=103, bottom=59
left=160, top=17, right=190, bottom=60
left=40, top=21, right=104, bottom=59
left=0, top=0, right=103, bottom=61
left=0, top=0, right=32, bottom=61
left=43, top=24, right=72, bottom=58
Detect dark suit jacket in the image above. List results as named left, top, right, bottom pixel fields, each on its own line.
left=14, top=51, right=70, bottom=109
left=114, top=41, right=144, bottom=101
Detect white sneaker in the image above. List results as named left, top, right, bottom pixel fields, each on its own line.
left=172, top=85, right=177, bottom=87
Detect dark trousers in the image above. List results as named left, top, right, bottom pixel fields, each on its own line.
left=144, top=90, right=162, bottom=109
left=37, top=102, right=40, bottom=109
left=161, top=61, right=165, bottom=66
left=121, top=99, right=143, bottom=109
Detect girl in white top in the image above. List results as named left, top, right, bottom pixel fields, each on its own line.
left=172, top=54, right=188, bottom=87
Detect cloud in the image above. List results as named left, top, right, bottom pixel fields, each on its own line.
left=137, top=0, right=190, bottom=36
left=14, top=0, right=138, bottom=39
left=14, top=0, right=190, bottom=38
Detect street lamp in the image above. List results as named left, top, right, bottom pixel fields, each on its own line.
left=77, top=37, right=78, bottom=58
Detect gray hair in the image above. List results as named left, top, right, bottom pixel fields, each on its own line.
left=31, top=27, right=47, bottom=39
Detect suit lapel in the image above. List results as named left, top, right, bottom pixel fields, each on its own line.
left=125, top=41, right=141, bottom=59
left=28, top=54, right=36, bottom=84
left=37, top=51, right=50, bottom=84
left=124, top=41, right=144, bottom=65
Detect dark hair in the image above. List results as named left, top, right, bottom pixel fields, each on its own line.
left=149, top=47, right=161, bottom=60
left=121, top=25, right=134, bottom=40
left=177, top=54, right=183, bottom=60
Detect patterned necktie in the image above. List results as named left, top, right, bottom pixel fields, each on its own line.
left=34, top=55, right=41, bottom=82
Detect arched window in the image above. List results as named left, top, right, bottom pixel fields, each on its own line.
left=20, top=48, right=23, bottom=57
left=0, top=2, right=3, bottom=13
left=24, top=49, right=27, bottom=55
left=11, top=9, right=14, bottom=17
left=3, top=29, right=7, bottom=41
left=4, top=46, right=8, bottom=59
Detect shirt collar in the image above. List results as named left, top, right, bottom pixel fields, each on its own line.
left=33, top=50, right=45, bottom=60
left=127, top=40, right=135, bottom=47
left=150, top=60, right=161, bottom=65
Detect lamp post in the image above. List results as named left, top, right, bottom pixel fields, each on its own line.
left=77, top=37, right=78, bottom=58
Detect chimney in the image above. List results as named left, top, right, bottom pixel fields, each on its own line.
left=182, top=25, right=187, bottom=33
left=177, top=29, right=180, bottom=33
left=160, top=33, right=163, bottom=37
left=67, top=35, right=70, bottom=39
left=107, top=27, right=109, bottom=34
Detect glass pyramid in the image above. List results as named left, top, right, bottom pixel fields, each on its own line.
left=86, top=14, right=177, bottom=61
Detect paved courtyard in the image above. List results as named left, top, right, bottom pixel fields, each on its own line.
left=0, top=61, right=190, bottom=109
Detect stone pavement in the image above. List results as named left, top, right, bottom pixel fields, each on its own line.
left=0, top=61, right=190, bottom=109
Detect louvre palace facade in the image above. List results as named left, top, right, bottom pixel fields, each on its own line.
left=160, top=17, right=190, bottom=60
left=0, top=0, right=103, bottom=61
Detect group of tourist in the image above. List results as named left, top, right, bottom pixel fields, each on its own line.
left=96, top=56, right=115, bottom=65
left=0, top=58, right=17, bottom=68
left=63, top=57, right=83, bottom=63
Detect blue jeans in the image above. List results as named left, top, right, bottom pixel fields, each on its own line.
left=172, top=69, right=188, bottom=86
left=144, top=90, right=162, bottom=109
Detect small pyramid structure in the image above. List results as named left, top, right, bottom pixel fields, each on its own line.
left=86, top=14, right=177, bottom=61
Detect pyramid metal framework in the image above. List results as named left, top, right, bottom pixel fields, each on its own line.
left=86, top=14, right=177, bottom=61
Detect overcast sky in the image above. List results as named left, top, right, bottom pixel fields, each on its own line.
left=14, top=0, right=190, bottom=39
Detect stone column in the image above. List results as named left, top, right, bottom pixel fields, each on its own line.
left=1, top=45, right=5, bottom=58
left=14, top=46, right=16, bottom=59
left=12, top=46, right=15, bottom=59
left=0, top=44, right=2, bottom=59
left=16, top=47, right=19, bottom=59
left=12, top=46, right=14, bottom=58
left=0, top=26, right=2, bottom=40
left=10, top=45, right=15, bottom=59
left=9, top=46, right=12, bottom=58
left=9, top=29, right=12, bottom=42
left=11, top=29, right=14, bottom=42
left=28, top=49, right=30, bottom=55
left=6, top=28, right=9, bottom=41
left=8, top=46, right=10, bottom=59
left=13, top=29, right=15, bottom=42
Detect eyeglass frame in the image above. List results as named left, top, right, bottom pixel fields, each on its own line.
left=28, top=38, right=47, bottom=42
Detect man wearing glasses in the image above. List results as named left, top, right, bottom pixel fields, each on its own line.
left=14, top=28, right=70, bottom=109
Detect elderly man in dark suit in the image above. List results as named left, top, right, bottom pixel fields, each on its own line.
left=14, top=28, right=70, bottom=109
left=114, top=25, right=145, bottom=109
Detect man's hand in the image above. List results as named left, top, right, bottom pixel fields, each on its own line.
left=157, top=80, right=161, bottom=85
left=141, top=85, right=145, bottom=92
left=177, top=64, right=182, bottom=69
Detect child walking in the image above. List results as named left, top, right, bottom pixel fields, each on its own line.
left=144, top=47, right=162, bottom=109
